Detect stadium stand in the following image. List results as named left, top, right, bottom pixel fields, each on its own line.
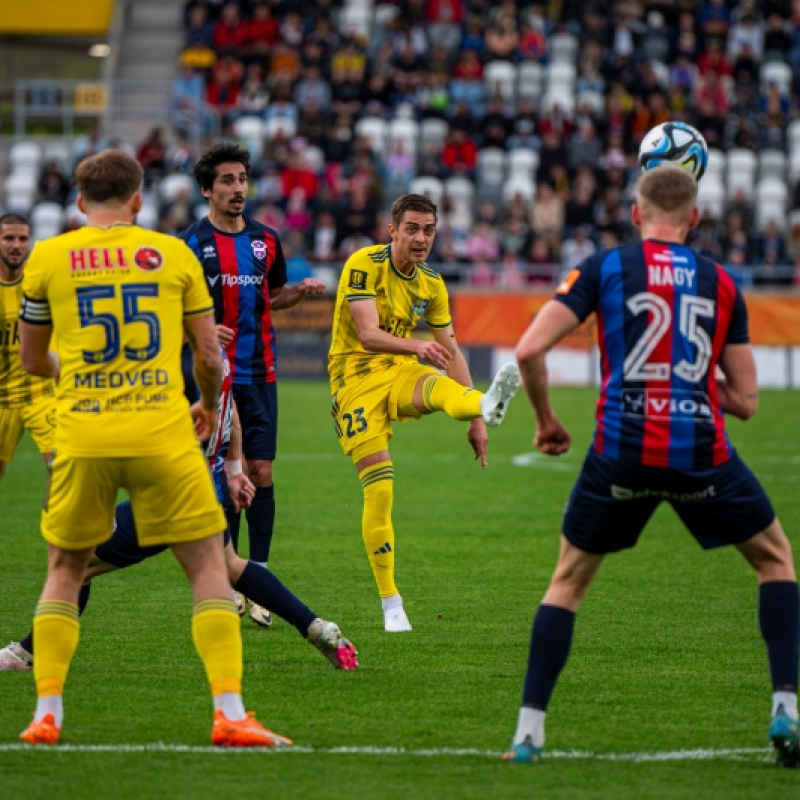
left=2, top=0, right=799, bottom=286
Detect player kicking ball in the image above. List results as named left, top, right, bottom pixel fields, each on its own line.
left=328, top=194, right=520, bottom=632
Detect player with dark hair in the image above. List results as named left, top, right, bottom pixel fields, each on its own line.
left=0, top=214, right=56, bottom=483
left=503, top=166, right=799, bottom=768
left=182, top=142, right=325, bottom=628
left=17, top=149, right=286, bottom=747
left=329, top=193, right=521, bottom=632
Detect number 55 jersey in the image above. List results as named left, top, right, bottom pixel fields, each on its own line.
left=555, top=240, right=749, bottom=469
left=20, top=223, right=214, bottom=457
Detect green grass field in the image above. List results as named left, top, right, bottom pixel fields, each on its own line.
left=0, top=383, right=798, bottom=799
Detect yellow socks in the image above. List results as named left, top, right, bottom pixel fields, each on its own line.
left=192, top=598, right=243, bottom=697
left=359, top=460, right=397, bottom=598
left=422, top=375, right=481, bottom=420
left=32, top=600, right=80, bottom=706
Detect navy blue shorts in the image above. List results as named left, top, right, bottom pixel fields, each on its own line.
left=96, top=501, right=231, bottom=569
left=232, top=383, right=278, bottom=462
left=562, top=448, right=775, bottom=554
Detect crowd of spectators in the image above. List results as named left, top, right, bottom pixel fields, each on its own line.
left=29, top=0, right=800, bottom=287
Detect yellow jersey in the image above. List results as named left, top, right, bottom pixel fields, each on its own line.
left=21, top=223, right=214, bottom=457
left=0, top=274, right=55, bottom=408
left=328, top=243, right=451, bottom=390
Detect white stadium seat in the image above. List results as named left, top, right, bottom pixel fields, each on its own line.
left=31, top=202, right=65, bottom=240
left=548, top=33, right=579, bottom=64
left=409, top=176, right=443, bottom=206
left=264, top=116, right=297, bottom=141
left=42, top=140, right=72, bottom=169
left=517, top=62, right=544, bottom=101
left=234, top=116, right=264, bottom=155
left=419, top=117, right=449, bottom=149
left=503, top=175, right=536, bottom=203
left=159, top=173, right=195, bottom=202
left=756, top=200, right=786, bottom=232
left=759, top=149, right=787, bottom=181
left=388, top=117, right=419, bottom=155
left=705, top=147, right=726, bottom=181
left=354, top=116, right=388, bottom=157
left=696, top=177, right=726, bottom=220
left=477, top=147, right=506, bottom=190
left=507, top=148, right=539, bottom=177
left=756, top=177, right=788, bottom=205
left=760, top=61, right=792, bottom=96
left=9, top=141, right=42, bottom=174
left=4, top=172, right=38, bottom=214
left=136, top=201, right=159, bottom=230
left=484, top=60, right=517, bottom=101
left=443, top=175, right=475, bottom=207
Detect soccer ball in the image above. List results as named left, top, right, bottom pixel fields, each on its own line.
left=638, top=121, right=708, bottom=182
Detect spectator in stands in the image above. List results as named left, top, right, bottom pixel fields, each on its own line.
left=763, top=12, right=792, bottom=62
left=526, top=236, right=558, bottom=285
left=507, top=98, right=541, bottom=151
left=698, top=0, right=731, bottom=42
left=466, top=221, right=500, bottom=286
left=576, top=40, right=606, bottom=95
left=235, top=63, right=270, bottom=118
left=384, top=140, right=415, bottom=189
left=536, top=130, right=568, bottom=186
left=284, top=230, right=315, bottom=283
left=669, top=54, right=697, bottom=96
left=530, top=181, right=564, bottom=240
left=158, top=185, right=197, bottom=234
left=485, top=15, right=520, bottom=61
left=171, top=63, right=214, bottom=136
left=166, top=130, right=196, bottom=175
left=425, top=0, right=464, bottom=53
left=308, top=210, right=338, bottom=263
left=561, top=223, right=596, bottom=274
left=38, top=160, right=71, bottom=207
left=500, top=216, right=530, bottom=259
left=726, top=187, right=756, bottom=231
left=268, top=41, right=302, bottom=85
left=294, top=65, right=333, bottom=112
left=245, top=2, right=280, bottom=67
left=280, top=11, right=305, bottom=49
left=330, top=65, right=366, bottom=118
left=297, top=97, right=330, bottom=150
left=441, top=128, right=477, bottom=179
left=186, top=4, right=215, bottom=49
left=481, top=95, right=514, bottom=151
left=136, top=126, right=168, bottom=187
left=206, top=58, right=241, bottom=127
left=213, top=2, right=248, bottom=58
left=336, top=185, right=378, bottom=246
left=449, top=49, right=485, bottom=116
left=593, top=186, right=629, bottom=242
left=459, top=13, right=486, bottom=54
left=284, top=188, right=313, bottom=234
left=567, top=120, right=603, bottom=171
left=281, top=149, right=319, bottom=203
left=254, top=162, right=283, bottom=205
left=759, top=111, right=787, bottom=150
left=263, top=83, right=298, bottom=128
left=728, top=10, right=764, bottom=65
left=756, top=219, right=790, bottom=279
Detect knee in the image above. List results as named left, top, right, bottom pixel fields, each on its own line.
left=246, top=459, right=273, bottom=487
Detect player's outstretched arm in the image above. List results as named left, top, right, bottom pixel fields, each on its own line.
left=431, top=325, right=489, bottom=467
left=516, top=300, right=580, bottom=456
left=269, top=278, right=326, bottom=310
left=350, top=298, right=451, bottom=369
left=717, top=343, right=758, bottom=420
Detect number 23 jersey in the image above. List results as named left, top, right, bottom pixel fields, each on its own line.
left=21, top=223, right=214, bottom=457
left=555, top=240, right=749, bottom=469
left=328, top=243, right=451, bottom=390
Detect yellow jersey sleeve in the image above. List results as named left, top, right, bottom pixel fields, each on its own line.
left=342, top=250, right=379, bottom=303
left=422, top=268, right=452, bottom=329
left=21, top=242, right=51, bottom=307
left=179, top=241, right=215, bottom=318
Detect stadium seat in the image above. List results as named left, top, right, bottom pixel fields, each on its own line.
left=759, top=149, right=787, bottom=181
left=443, top=175, right=475, bottom=207
left=649, top=60, right=670, bottom=88
left=696, top=177, right=726, bottom=220
left=409, top=176, right=443, bottom=206
left=159, top=173, right=195, bottom=202
left=354, top=116, right=388, bottom=157
left=517, top=62, right=544, bottom=101
left=546, top=61, right=577, bottom=91
left=756, top=177, right=788, bottom=205
left=312, top=265, right=339, bottom=291
left=760, top=61, right=792, bottom=96
left=484, top=61, right=517, bottom=101
left=136, top=201, right=159, bottom=230
left=373, top=4, right=398, bottom=27
left=502, top=175, right=536, bottom=204
left=31, top=202, right=65, bottom=240
left=477, top=147, right=506, bottom=190
left=42, top=140, right=72, bottom=169
left=549, top=33, right=579, bottom=64
left=576, top=90, right=605, bottom=117
left=507, top=148, right=539, bottom=177
left=65, top=202, right=87, bottom=228
left=726, top=148, right=757, bottom=198
left=705, top=147, right=726, bottom=181
left=787, top=119, right=800, bottom=155
left=9, top=141, right=42, bottom=176
left=303, top=144, right=326, bottom=174
left=194, top=202, right=210, bottom=220
left=3, top=172, right=38, bottom=214
left=419, top=118, right=449, bottom=149
left=234, top=116, right=265, bottom=156
left=756, top=200, right=786, bottom=232
left=264, top=116, right=297, bottom=141
left=540, top=90, right=575, bottom=116
left=388, top=117, right=419, bottom=155
left=339, top=7, right=371, bottom=39
left=789, top=152, right=800, bottom=186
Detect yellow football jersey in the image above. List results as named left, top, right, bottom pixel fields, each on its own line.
left=21, top=223, right=214, bottom=457
left=0, top=275, right=55, bottom=407
left=328, top=244, right=451, bottom=389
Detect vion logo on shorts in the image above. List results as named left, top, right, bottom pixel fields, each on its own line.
left=221, top=274, right=264, bottom=287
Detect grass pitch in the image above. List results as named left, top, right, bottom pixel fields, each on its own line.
left=0, top=383, right=798, bottom=799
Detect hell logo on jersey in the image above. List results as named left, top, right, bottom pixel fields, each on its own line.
left=252, top=239, right=268, bottom=260
left=411, top=296, right=429, bottom=316
left=134, top=247, right=163, bottom=271
left=349, top=269, right=367, bottom=290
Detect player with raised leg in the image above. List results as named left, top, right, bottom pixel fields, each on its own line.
left=16, top=150, right=289, bottom=747
left=502, top=165, right=799, bottom=767
left=328, top=193, right=520, bottom=632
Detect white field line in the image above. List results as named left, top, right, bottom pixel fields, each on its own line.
left=0, top=743, right=774, bottom=761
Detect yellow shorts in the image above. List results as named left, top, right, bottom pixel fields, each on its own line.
left=42, top=441, right=226, bottom=550
left=0, top=398, right=56, bottom=462
left=330, top=361, right=439, bottom=456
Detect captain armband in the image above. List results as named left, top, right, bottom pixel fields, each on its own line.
left=19, top=296, right=52, bottom=325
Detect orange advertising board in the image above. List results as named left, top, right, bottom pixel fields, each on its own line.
left=452, top=292, right=800, bottom=348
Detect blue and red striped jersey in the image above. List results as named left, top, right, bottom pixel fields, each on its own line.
left=180, top=217, right=287, bottom=385
left=555, top=240, right=749, bottom=469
